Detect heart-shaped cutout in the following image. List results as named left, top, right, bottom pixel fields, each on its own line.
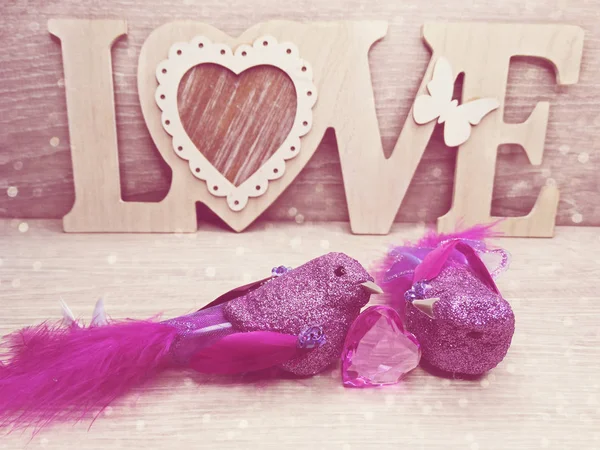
left=177, top=64, right=297, bottom=187
left=155, top=35, right=317, bottom=211
left=342, top=305, right=421, bottom=387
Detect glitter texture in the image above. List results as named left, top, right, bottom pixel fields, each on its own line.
left=224, top=252, right=374, bottom=375
left=405, top=264, right=515, bottom=375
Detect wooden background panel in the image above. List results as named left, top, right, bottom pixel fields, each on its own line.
left=0, top=0, right=599, bottom=227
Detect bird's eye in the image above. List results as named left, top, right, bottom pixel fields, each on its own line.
left=334, top=266, right=346, bottom=277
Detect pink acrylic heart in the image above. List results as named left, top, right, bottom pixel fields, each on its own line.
left=341, top=305, right=421, bottom=388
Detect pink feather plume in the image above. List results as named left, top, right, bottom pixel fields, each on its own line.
left=373, top=223, right=502, bottom=315
left=414, top=222, right=502, bottom=248
left=0, top=319, right=178, bottom=431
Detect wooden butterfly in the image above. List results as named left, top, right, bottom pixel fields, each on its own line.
left=413, top=57, right=500, bottom=147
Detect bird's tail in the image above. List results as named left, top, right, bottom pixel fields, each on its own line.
left=0, top=318, right=178, bottom=431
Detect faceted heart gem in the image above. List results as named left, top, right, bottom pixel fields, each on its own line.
left=342, top=305, right=421, bottom=388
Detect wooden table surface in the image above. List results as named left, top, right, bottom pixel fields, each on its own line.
left=0, top=220, right=599, bottom=449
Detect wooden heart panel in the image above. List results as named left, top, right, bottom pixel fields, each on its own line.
left=155, top=35, right=317, bottom=211
left=178, top=64, right=297, bottom=187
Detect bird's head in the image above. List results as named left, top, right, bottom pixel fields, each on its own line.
left=299, top=251, right=383, bottom=306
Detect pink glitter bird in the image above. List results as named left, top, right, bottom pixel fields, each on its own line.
left=0, top=253, right=381, bottom=430
left=377, top=225, right=515, bottom=376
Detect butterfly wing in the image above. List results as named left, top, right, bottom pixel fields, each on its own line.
left=458, top=98, right=500, bottom=125
left=444, top=98, right=499, bottom=147
left=413, top=57, right=455, bottom=125
left=413, top=94, right=443, bottom=124
left=426, top=57, right=454, bottom=102
left=443, top=113, right=472, bottom=147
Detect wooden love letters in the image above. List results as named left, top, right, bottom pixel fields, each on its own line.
left=48, top=19, right=584, bottom=236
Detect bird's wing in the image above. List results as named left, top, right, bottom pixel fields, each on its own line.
left=189, top=331, right=301, bottom=374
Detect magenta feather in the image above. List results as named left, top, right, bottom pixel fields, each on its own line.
left=190, top=331, right=300, bottom=374
left=415, top=222, right=502, bottom=248
left=374, top=224, right=502, bottom=315
left=0, top=319, right=178, bottom=431
left=414, top=240, right=500, bottom=293
left=413, top=240, right=461, bottom=282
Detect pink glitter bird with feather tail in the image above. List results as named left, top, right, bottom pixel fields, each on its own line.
left=0, top=252, right=382, bottom=431
left=376, top=224, right=515, bottom=376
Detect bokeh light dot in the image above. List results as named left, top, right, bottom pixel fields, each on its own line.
left=7, top=186, right=18, bottom=198
left=578, top=152, right=589, bottom=164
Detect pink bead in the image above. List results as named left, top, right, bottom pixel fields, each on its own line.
left=341, top=305, right=421, bottom=388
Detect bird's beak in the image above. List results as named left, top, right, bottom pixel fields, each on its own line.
left=360, top=281, right=383, bottom=294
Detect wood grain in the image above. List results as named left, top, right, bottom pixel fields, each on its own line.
left=0, top=0, right=599, bottom=227
left=0, top=219, right=598, bottom=449
left=178, top=64, right=296, bottom=186
left=427, top=23, right=584, bottom=237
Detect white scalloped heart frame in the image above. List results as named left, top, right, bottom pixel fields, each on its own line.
left=155, top=35, right=317, bottom=211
